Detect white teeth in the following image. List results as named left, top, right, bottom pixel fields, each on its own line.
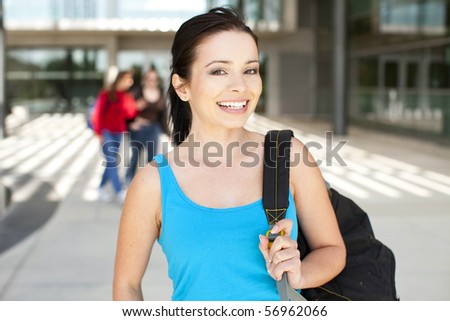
left=218, top=101, right=247, bottom=109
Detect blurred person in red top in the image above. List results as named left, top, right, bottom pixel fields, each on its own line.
left=91, top=70, right=138, bottom=204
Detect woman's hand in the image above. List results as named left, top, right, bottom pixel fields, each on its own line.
left=136, top=98, right=147, bottom=110
left=129, top=120, right=141, bottom=131
left=259, top=219, right=302, bottom=289
left=129, top=117, right=147, bottom=131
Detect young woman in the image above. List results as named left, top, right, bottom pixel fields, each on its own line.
left=113, top=7, right=345, bottom=300
left=125, top=68, right=168, bottom=185
left=92, top=70, right=137, bottom=204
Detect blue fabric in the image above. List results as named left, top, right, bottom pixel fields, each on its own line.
left=154, top=154, right=298, bottom=301
left=126, top=123, right=161, bottom=185
left=99, top=130, right=123, bottom=194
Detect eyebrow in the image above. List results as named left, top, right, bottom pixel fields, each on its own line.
left=204, top=60, right=259, bottom=68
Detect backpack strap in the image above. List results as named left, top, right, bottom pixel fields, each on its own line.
left=263, top=129, right=306, bottom=301
left=263, top=130, right=293, bottom=226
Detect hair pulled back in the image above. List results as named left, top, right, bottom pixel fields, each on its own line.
left=108, top=70, right=133, bottom=102
left=168, top=6, right=258, bottom=145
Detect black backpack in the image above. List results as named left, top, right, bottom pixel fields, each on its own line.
left=263, top=130, right=399, bottom=301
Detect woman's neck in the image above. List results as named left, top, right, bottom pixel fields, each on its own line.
left=143, top=87, right=160, bottom=102
left=177, top=127, right=252, bottom=163
left=189, top=125, right=250, bottom=144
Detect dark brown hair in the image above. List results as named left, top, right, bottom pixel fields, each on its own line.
left=108, top=70, right=133, bottom=102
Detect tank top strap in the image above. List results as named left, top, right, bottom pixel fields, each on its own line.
left=153, top=153, right=168, bottom=167
left=152, top=153, right=178, bottom=202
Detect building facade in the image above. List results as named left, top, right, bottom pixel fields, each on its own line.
left=3, top=0, right=450, bottom=141
left=347, top=0, right=450, bottom=141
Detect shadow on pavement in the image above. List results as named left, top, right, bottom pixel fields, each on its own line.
left=0, top=175, right=60, bottom=254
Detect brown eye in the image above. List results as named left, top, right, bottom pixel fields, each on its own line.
left=245, top=68, right=258, bottom=75
left=210, top=69, right=226, bottom=75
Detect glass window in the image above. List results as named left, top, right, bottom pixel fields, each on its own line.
left=379, top=0, right=447, bottom=34
left=359, top=58, right=378, bottom=87
left=429, top=62, right=449, bottom=88
left=384, top=61, right=398, bottom=88
left=6, top=48, right=106, bottom=114
left=406, top=62, right=419, bottom=88
left=4, top=0, right=283, bottom=32
left=118, top=0, right=207, bottom=19
left=4, top=0, right=207, bottom=28
left=4, top=0, right=55, bottom=21
left=348, top=0, right=373, bottom=36
left=354, top=57, right=379, bottom=116
left=422, top=0, right=447, bottom=28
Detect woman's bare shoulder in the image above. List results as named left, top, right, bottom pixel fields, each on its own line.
left=290, top=136, right=315, bottom=169
left=132, top=159, right=161, bottom=189
left=123, top=157, right=163, bottom=215
left=288, top=136, right=326, bottom=195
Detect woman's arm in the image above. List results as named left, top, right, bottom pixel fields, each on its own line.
left=259, top=137, right=345, bottom=290
left=288, top=137, right=346, bottom=289
left=91, top=92, right=106, bottom=136
left=113, top=162, right=162, bottom=300
left=124, top=93, right=140, bottom=118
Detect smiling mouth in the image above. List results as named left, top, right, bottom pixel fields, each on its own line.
left=216, top=100, right=248, bottom=110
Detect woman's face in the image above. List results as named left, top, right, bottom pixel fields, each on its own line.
left=143, top=71, right=159, bottom=88
left=117, top=73, right=134, bottom=91
left=182, top=30, right=262, bottom=131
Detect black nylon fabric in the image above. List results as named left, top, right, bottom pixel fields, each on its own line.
left=263, top=130, right=399, bottom=301
left=300, top=188, right=398, bottom=301
left=262, top=130, right=293, bottom=225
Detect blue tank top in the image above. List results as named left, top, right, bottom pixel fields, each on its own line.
left=154, top=154, right=298, bottom=301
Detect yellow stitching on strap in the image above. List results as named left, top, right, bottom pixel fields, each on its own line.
left=275, top=131, right=280, bottom=212
left=265, top=208, right=287, bottom=225
left=317, top=286, right=352, bottom=301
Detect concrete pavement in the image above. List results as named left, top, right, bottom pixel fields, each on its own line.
left=0, top=112, right=449, bottom=300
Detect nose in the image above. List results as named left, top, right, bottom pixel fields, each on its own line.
left=227, top=72, right=247, bottom=92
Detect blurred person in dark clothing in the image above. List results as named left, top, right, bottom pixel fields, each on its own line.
left=125, top=68, right=168, bottom=185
